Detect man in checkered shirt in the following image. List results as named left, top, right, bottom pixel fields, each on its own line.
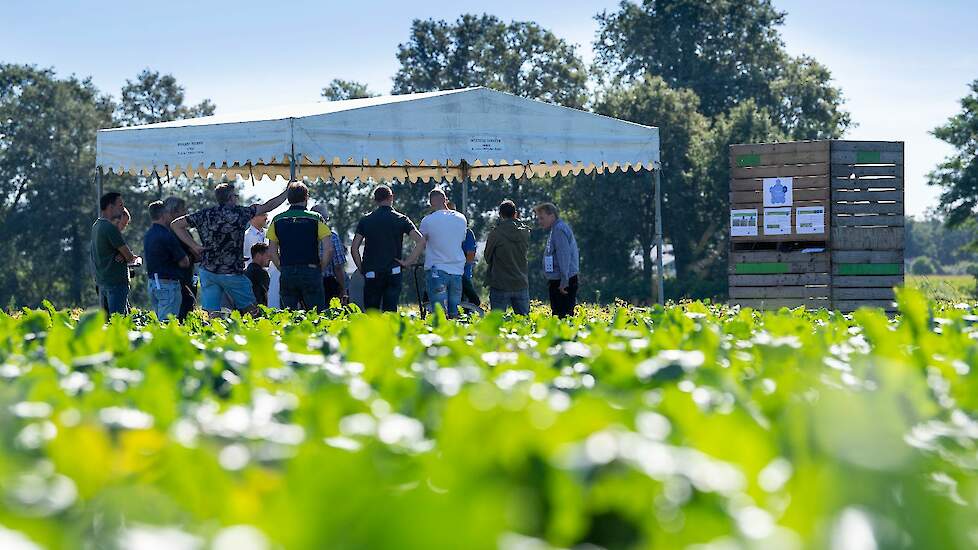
left=312, top=203, right=348, bottom=306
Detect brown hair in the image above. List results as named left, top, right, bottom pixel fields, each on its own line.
left=148, top=200, right=166, bottom=221
left=287, top=181, right=309, bottom=205
left=250, top=242, right=269, bottom=258
left=215, top=183, right=236, bottom=205
left=499, top=200, right=517, bottom=219
left=373, top=185, right=392, bottom=203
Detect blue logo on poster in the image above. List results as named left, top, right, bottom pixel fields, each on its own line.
left=768, top=179, right=788, bottom=204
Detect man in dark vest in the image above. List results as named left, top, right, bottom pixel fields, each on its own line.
left=267, top=182, right=333, bottom=310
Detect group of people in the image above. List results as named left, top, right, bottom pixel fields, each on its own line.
left=90, top=179, right=581, bottom=320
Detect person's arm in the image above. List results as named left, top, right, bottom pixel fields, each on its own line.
left=483, top=232, right=496, bottom=267
left=398, top=229, right=426, bottom=267
left=116, top=244, right=138, bottom=264
left=555, top=226, right=573, bottom=293
left=171, top=216, right=205, bottom=257
left=351, top=233, right=364, bottom=273
left=254, top=181, right=291, bottom=216
left=269, top=240, right=281, bottom=269
left=168, top=232, right=190, bottom=269
left=319, top=237, right=334, bottom=271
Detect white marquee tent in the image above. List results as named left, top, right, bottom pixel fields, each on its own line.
left=95, top=86, right=666, bottom=302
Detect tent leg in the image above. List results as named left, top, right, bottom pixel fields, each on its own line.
left=96, top=167, right=103, bottom=217
left=289, top=155, right=297, bottom=181
left=461, top=178, right=469, bottom=216
left=653, top=169, right=665, bottom=306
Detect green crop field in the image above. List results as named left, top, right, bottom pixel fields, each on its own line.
left=0, top=292, right=976, bottom=549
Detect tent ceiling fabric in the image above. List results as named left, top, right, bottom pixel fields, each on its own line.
left=96, top=87, right=660, bottom=182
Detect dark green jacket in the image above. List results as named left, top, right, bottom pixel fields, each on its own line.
left=484, top=218, right=530, bottom=291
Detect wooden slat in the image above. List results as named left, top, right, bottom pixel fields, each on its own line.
left=832, top=227, right=904, bottom=250
left=832, top=250, right=903, bottom=263
left=832, top=300, right=898, bottom=312
left=834, top=263, right=904, bottom=275
left=732, top=176, right=829, bottom=191
left=729, top=286, right=831, bottom=299
left=730, top=141, right=830, bottom=156
left=831, top=151, right=904, bottom=165
left=730, top=150, right=828, bottom=168
left=831, top=190, right=903, bottom=202
left=831, top=165, right=901, bottom=178
left=731, top=251, right=829, bottom=263
left=832, top=214, right=905, bottom=227
left=732, top=163, right=829, bottom=179
left=729, top=261, right=829, bottom=274
left=832, top=178, right=903, bottom=189
left=830, top=141, right=904, bottom=153
left=732, top=298, right=832, bottom=310
left=729, top=274, right=831, bottom=286
left=730, top=188, right=829, bottom=204
left=831, top=202, right=904, bottom=215
left=832, top=275, right=904, bottom=287
left=832, top=287, right=896, bottom=300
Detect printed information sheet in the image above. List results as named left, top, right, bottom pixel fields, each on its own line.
left=730, top=209, right=759, bottom=237
left=763, top=207, right=792, bottom=235
left=763, top=177, right=793, bottom=207
left=796, top=206, right=825, bottom=234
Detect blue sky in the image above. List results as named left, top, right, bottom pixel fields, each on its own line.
left=2, top=0, right=976, bottom=218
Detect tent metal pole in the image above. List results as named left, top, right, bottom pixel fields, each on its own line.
left=95, top=166, right=103, bottom=218
left=289, top=154, right=297, bottom=181
left=653, top=168, right=665, bottom=306
left=462, top=178, right=469, bottom=217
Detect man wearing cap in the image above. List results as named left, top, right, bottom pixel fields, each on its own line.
left=267, top=182, right=333, bottom=310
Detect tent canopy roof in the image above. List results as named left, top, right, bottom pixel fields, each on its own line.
left=96, top=87, right=659, bottom=182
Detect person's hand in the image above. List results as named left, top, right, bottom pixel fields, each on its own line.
left=396, top=258, right=412, bottom=267
left=559, top=285, right=568, bottom=295
left=190, top=244, right=205, bottom=257
left=341, top=294, right=349, bottom=306
left=130, top=256, right=143, bottom=267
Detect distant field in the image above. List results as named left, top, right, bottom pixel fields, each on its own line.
left=906, top=274, right=976, bottom=302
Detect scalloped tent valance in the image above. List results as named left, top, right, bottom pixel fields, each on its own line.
left=96, top=87, right=660, bottom=182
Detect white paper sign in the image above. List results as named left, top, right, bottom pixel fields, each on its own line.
left=469, top=137, right=504, bottom=153
left=175, top=140, right=205, bottom=161
left=763, top=208, right=792, bottom=235
left=796, top=206, right=825, bottom=234
left=730, top=209, right=758, bottom=237
left=763, top=177, right=793, bottom=207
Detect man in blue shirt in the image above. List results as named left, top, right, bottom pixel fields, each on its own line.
left=143, top=200, right=190, bottom=320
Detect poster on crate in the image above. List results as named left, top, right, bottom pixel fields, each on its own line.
left=730, top=209, right=758, bottom=236
left=763, top=177, right=793, bottom=207
left=796, top=206, right=825, bottom=234
left=763, top=208, right=792, bottom=235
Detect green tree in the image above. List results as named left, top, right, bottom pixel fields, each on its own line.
left=593, top=75, right=712, bottom=296
left=393, top=14, right=588, bottom=108
left=910, top=256, right=936, bottom=276
left=594, top=0, right=850, bottom=138
left=929, top=79, right=978, bottom=228
left=116, top=68, right=215, bottom=126
left=0, top=64, right=114, bottom=307
left=322, top=79, right=377, bottom=101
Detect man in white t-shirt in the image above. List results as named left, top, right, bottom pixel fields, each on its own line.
left=403, top=188, right=466, bottom=317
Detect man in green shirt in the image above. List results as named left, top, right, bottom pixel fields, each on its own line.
left=91, top=192, right=141, bottom=315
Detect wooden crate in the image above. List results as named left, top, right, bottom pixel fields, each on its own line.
left=829, top=141, right=904, bottom=312
left=729, top=141, right=830, bottom=244
left=727, top=140, right=905, bottom=312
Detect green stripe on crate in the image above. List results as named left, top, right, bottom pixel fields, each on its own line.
left=836, top=263, right=902, bottom=275
left=855, top=151, right=881, bottom=163
left=735, top=262, right=790, bottom=274
left=736, top=154, right=761, bottom=167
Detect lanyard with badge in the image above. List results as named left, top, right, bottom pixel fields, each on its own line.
left=544, top=229, right=555, bottom=273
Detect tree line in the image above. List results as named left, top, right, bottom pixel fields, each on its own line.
left=3, top=0, right=975, bottom=308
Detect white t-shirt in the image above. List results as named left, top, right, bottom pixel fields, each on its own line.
left=419, top=209, right=467, bottom=275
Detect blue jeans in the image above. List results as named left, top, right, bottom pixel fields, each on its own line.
left=426, top=268, right=462, bottom=317
left=199, top=268, right=256, bottom=311
left=147, top=278, right=182, bottom=320
left=280, top=265, right=326, bottom=310
left=489, top=287, right=530, bottom=315
left=99, top=284, right=130, bottom=316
